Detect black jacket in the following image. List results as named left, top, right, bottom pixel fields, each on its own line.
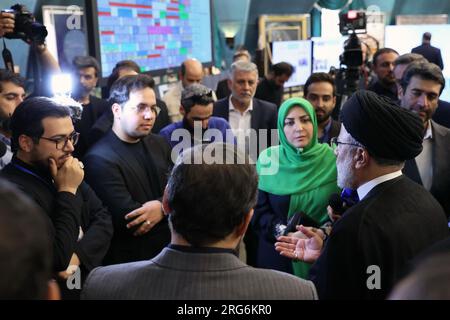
left=83, top=130, right=172, bottom=265
left=309, top=176, right=448, bottom=300
left=1, top=157, right=113, bottom=272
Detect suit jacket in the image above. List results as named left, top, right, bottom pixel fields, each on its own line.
left=403, top=121, right=450, bottom=217
left=213, top=97, right=278, bottom=157
left=83, top=130, right=172, bottom=265
left=412, top=44, right=444, bottom=70
left=309, top=176, right=449, bottom=300
left=81, top=247, right=318, bottom=300
left=432, top=99, right=450, bottom=129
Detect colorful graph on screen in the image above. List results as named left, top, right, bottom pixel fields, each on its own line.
left=96, top=0, right=212, bottom=77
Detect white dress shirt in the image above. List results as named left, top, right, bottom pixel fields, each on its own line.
left=415, top=121, right=433, bottom=191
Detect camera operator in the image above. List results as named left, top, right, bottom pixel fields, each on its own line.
left=0, top=8, right=60, bottom=93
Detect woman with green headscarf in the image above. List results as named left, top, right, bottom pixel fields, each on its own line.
left=253, top=97, right=339, bottom=279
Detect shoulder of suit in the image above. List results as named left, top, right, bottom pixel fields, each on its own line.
left=253, top=98, right=277, bottom=110
left=432, top=120, right=450, bottom=137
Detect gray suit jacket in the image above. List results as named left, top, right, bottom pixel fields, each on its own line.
left=81, top=247, right=317, bottom=300
left=403, top=121, right=450, bottom=217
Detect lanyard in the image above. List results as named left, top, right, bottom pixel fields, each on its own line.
left=12, top=163, right=55, bottom=191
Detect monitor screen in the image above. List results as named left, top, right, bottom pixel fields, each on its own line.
left=385, top=24, right=450, bottom=102
left=90, top=0, right=213, bottom=78
left=311, top=36, right=347, bottom=73
left=272, top=40, right=312, bottom=87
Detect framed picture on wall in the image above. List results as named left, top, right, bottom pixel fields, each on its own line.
left=42, top=5, right=88, bottom=71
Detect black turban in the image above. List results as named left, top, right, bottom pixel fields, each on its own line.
left=340, top=90, right=423, bottom=161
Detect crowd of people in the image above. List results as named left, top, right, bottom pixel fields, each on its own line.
left=0, top=10, right=450, bottom=300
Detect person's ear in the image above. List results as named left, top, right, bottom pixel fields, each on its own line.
left=397, top=85, right=404, bottom=99
left=236, top=209, right=254, bottom=237
left=112, top=103, right=121, bottom=118
left=354, top=148, right=369, bottom=169
left=46, top=280, right=61, bottom=300
left=162, top=186, right=171, bottom=216
left=179, top=105, right=186, bottom=116
left=18, top=135, right=34, bottom=152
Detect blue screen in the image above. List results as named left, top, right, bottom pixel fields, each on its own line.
left=95, top=0, right=212, bottom=77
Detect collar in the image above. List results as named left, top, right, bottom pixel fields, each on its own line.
left=168, top=244, right=237, bottom=256
left=229, top=96, right=253, bottom=113
left=11, top=156, right=55, bottom=190
left=357, top=170, right=403, bottom=201
left=424, top=120, right=433, bottom=140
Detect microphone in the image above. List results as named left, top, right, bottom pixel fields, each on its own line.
left=328, top=193, right=346, bottom=215
left=0, top=140, right=7, bottom=158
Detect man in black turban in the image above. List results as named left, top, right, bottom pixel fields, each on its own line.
left=275, top=90, right=449, bottom=300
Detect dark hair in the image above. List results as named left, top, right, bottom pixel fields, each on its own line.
left=372, top=48, right=399, bottom=66
left=271, top=62, right=294, bottom=77
left=109, top=74, right=155, bottom=107
left=394, top=53, right=427, bottom=67
left=304, top=72, right=336, bottom=97
left=72, top=56, right=100, bottom=77
left=423, top=32, right=431, bottom=41
left=0, top=180, right=52, bottom=299
left=105, top=60, right=153, bottom=96
left=401, top=61, right=445, bottom=95
left=10, top=97, right=71, bottom=152
left=180, top=84, right=214, bottom=114
left=0, top=69, right=25, bottom=92
left=167, top=143, right=258, bottom=247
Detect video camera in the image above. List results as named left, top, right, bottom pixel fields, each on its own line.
left=2, top=4, right=47, bottom=44
left=334, top=11, right=366, bottom=97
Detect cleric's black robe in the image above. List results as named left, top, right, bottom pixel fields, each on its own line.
left=309, top=175, right=449, bottom=299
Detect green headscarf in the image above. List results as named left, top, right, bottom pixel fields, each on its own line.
left=257, top=97, right=338, bottom=210
left=257, top=97, right=339, bottom=278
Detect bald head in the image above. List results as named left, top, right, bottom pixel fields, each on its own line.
left=181, top=59, right=204, bottom=88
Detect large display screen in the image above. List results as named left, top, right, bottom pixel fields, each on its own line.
left=385, top=24, right=450, bottom=102
left=90, top=0, right=213, bottom=78
left=311, top=36, right=347, bottom=74
left=272, top=40, right=312, bottom=87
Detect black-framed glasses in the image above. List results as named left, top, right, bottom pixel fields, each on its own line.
left=40, top=131, right=80, bottom=150
left=330, top=137, right=362, bottom=148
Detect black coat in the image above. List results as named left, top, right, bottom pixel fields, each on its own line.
left=213, top=97, right=278, bottom=157
left=403, top=121, right=450, bottom=217
left=83, top=130, right=172, bottom=265
left=309, top=175, right=449, bottom=299
left=1, top=157, right=113, bottom=272
left=412, top=44, right=444, bottom=70
left=74, top=95, right=111, bottom=159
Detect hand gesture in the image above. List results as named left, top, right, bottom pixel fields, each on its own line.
left=49, top=156, right=84, bottom=195
left=125, top=200, right=164, bottom=236
left=0, top=12, right=14, bottom=37
left=275, top=225, right=324, bottom=263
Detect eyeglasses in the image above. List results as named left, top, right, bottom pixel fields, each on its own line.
left=330, top=137, right=363, bottom=148
left=40, top=131, right=80, bottom=150
left=131, top=104, right=161, bottom=115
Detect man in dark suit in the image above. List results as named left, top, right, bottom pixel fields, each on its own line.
left=216, top=49, right=251, bottom=100
left=399, top=61, right=450, bottom=217
left=213, top=60, right=278, bottom=162
left=276, top=90, right=448, bottom=299
left=1, top=97, right=113, bottom=299
left=304, top=72, right=341, bottom=144
left=71, top=56, right=111, bottom=158
left=412, top=32, right=444, bottom=70
left=213, top=61, right=277, bottom=267
left=255, top=62, right=294, bottom=107
left=83, top=74, right=172, bottom=265
left=82, top=143, right=318, bottom=300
